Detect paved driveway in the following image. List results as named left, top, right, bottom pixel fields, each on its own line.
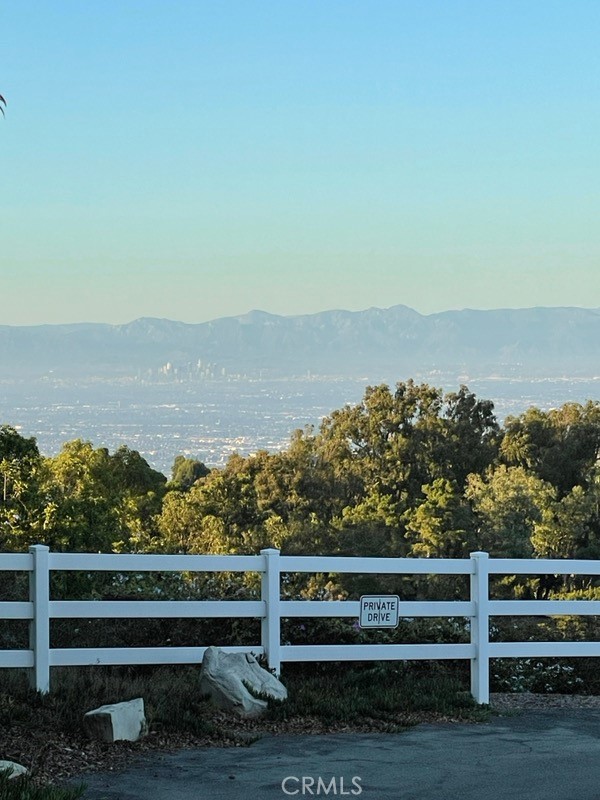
left=77, top=710, right=600, bottom=800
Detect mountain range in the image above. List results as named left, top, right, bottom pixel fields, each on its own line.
left=2, top=305, right=600, bottom=381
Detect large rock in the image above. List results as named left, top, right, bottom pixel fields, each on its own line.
left=0, top=761, right=28, bottom=779
left=83, top=697, right=147, bottom=742
left=199, top=647, right=287, bottom=718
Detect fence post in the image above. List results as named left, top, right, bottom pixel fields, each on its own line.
left=469, top=551, right=490, bottom=704
left=260, top=548, right=281, bottom=675
left=28, top=544, right=50, bottom=693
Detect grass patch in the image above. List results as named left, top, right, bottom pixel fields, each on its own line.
left=1, top=660, right=486, bottom=740
left=0, top=665, right=216, bottom=738
left=0, top=770, right=83, bottom=800
left=266, top=661, right=489, bottom=725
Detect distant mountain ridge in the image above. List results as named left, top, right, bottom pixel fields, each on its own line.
left=2, top=305, right=600, bottom=380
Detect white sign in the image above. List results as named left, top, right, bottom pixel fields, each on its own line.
left=359, top=595, right=400, bottom=628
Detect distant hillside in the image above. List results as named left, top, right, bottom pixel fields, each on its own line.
left=1, top=305, right=600, bottom=380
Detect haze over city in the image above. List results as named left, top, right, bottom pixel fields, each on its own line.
left=1, top=304, right=599, bottom=476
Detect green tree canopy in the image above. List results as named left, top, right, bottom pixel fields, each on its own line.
left=8, top=440, right=168, bottom=552
left=501, top=402, right=600, bottom=495
left=0, top=426, right=42, bottom=548
left=466, top=465, right=555, bottom=558
left=170, top=455, right=210, bottom=490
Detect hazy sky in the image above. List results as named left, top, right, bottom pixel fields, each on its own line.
left=2, top=1, right=600, bottom=325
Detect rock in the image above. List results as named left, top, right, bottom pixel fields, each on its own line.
left=0, top=760, right=28, bottom=779
left=199, top=646, right=287, bottom=718
left=83, top=697, right=147, bottom=742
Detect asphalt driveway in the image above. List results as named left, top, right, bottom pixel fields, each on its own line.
left=77, top=710, right=600, bottom=800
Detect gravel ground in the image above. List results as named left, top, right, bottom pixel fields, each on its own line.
left=490, top=692, right=600, bottom=710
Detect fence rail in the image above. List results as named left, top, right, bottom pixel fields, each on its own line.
left=2, top=545, right=600, bottom=703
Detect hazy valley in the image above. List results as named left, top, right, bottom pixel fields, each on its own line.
left=2, top=303, right=600, bottom=475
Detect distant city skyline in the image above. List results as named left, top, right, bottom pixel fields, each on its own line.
left=3, top=1, right=600, bottom=325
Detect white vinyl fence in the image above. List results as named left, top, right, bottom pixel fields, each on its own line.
left=3, top=545, right=600, bottom=704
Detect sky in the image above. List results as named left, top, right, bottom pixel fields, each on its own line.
left=2, top=0, right=600, bottom=325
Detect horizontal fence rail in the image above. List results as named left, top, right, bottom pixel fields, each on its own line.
left=2, top=546, right=600, bottom=702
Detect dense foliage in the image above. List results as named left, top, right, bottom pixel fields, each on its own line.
left=3, top=381, right=600, bottom=573
left=5, top=382, right=600, bottom=696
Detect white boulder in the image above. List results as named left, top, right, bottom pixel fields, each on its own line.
left=0, top=761, right=28, bottom=779
left=199, top=646, right=287, bottom=718
left=83, top=697, right=147, bottom=742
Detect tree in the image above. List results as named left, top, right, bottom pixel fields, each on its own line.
left=38, top=441, right=123, bottom=551
left=159, top=453, right=265, bottom=554
left=314, top=381, right=499, bottom=557
left=253, top=428, right=346, bottom=528
left=442, top=386, right=500, bottom=485
left=35, top=440, right=167, bottom=552
left=158, top=487, right=225, bottom=553
left=466, top=465, right=555, bottom=558
left=501, top=402, right=600, bottom=495
left=0, top=426, right=42, bottom=549
left=170, top=455, right=210, bottom=490
left=0, top=426, right=39, bottom=462
left=159, top=430, right=344, bottom=556
left=531, top=485, right=595, bottom=560
left=111, top=445, right=167, bottom=495
left=404, top=478, right=476, bottom=558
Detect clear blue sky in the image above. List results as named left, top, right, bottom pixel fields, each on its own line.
left=2, top=1, right=600, bottom=324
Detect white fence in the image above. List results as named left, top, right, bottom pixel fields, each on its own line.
left=3, top=545, right=600, bottom=703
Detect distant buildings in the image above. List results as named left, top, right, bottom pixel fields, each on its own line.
left=155, top=359, right=228, bottom=382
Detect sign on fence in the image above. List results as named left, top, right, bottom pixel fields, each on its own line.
left=7, top=546, right=600, bottom=705
left=359, top=595, right=400, bottom=628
